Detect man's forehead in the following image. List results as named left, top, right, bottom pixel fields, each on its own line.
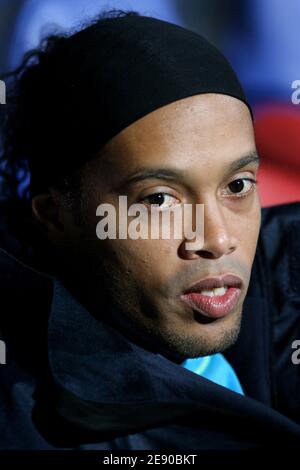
left=99, top=94, right=253, bottom=159
left=113, top=93, right=252, bottom=140
left=88, top=94, right=255, bottom=185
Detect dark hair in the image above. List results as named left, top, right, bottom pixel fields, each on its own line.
left=0, top=9, right=140, bottom=262
left=0, top=9, right=139, bottom=202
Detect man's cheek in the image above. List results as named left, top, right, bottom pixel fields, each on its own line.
left=238, top=215, right=260, bottom=254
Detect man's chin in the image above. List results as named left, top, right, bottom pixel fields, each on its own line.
left=152, top=311, right=243, bottom=360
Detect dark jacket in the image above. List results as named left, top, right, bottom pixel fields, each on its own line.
left=0, top=202, right=300, bottom=451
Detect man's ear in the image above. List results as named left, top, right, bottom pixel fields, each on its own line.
left=32, top=190, right=65, bottom=240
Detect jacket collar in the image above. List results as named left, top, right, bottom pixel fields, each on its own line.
left=34, top=273, right=300, bottom=447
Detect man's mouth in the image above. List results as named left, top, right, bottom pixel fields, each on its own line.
left=180, top=274, right=243, bottom=319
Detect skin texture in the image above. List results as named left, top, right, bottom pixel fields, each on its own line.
left=33, top=93, right=261, bottom=360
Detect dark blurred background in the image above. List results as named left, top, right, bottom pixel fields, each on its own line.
left=0, top=0, right=300, bottom=207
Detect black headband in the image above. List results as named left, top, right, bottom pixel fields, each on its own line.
left=23, top=15, right=252, bottom=195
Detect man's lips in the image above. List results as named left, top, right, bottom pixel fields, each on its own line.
left=180, top=274, right=243, bottom=319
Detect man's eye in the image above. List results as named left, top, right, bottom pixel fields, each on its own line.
left=141, top=193, right=179, bottom=209
left=226, top=178, right=257, bottom=196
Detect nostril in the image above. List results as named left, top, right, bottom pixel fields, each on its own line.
left=198, top=250, right=216, bottom=259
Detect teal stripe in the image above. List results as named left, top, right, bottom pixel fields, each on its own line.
left=181, top=353, right=244, bottom=395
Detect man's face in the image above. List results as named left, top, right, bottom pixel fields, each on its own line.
left=60, top=93, right=261, bottom=359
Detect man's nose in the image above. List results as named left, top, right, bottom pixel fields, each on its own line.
left=180, top=202, right=238, bottom=260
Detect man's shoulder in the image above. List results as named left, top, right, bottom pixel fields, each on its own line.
left=0, top=246, right=53, bottom=290
left=0, top=248, right=53, bottom=373
left=257, top=202, right=300, bottom=422
left=261, top=201, right=300, bottom=237
left=0, top=247, right=54, bottom=322
left=259, top=201, right=300, bottom=298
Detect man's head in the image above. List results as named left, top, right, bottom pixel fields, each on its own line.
left=8, top=12, right=261, bottom=359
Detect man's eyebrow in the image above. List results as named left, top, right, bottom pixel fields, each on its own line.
left=119, top=152, right=260, bottom=188
left=225, top=152, right=260, bottom=175
left=121, top=168, right=183, bottom=187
